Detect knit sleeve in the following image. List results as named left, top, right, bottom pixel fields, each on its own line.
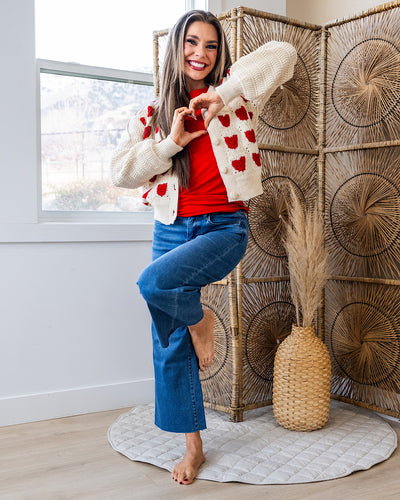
left=110, top=107, right=183, bottom=190
left=215, top=41, right=298, bottom=110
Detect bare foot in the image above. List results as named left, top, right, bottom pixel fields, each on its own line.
left=171, top=432, right=205, bottom=485
left=188, top=308, right=215, bottom=371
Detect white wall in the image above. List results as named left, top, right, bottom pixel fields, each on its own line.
left=0, top=241, right=154, bottom=425
left=0, top=0, right=154, bottom=426
left=0, top=0, right=37, bottom=224
left=208, top=0, right=286, bottom=16
left=286, top=0, right=384, bottom=25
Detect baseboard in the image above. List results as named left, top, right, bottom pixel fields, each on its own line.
left=0, top=378, right=155, bottom=427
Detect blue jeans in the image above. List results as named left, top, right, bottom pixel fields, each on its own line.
left=137, top=210, right=249, bottom=433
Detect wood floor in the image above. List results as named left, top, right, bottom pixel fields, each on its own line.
left=1, top=407, right=400, bottom=500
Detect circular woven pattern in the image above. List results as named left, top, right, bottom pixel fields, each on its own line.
left=199, top=306, right=229, bottom=382
left=330, top=301, right=400, bottom=388
left=241, top=13, right=319, bottom=148
left=273, top=325, right=332, bottom=431
left=260, top=54, right=310, bottom=130
left=248, top=176, right=305, bottom=258
left=330, top=172, right=400, bottom=257
left=326, top=280, right=400, bottom=412
left=331, top=38, right=400, bottom=128
left=245, top=301, right=295, bottom=382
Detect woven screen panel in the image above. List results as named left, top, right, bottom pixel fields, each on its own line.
left=325, top=279, right=400, bottom=415
left=325, top=147, right=400, bottom=280
left=325, top=8, right=400, bottom=148
left=241, top=12, right=319, bottom=149
left=156, top=32, right=168, bottom=73
left=241, top=150, right=318, bottom=278
left=241, top=281, right=295, bottom=406
left=219, top=13, right=235, bottom=61
left=200, top=282, right=234, bottom=409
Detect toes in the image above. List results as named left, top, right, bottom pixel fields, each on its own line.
left=203, top=354, right=214, bottom=369
left=177, top=471, right=187, bottom=484
left=199, top=357, right=212, bottom=372
left=181, top=470, right=194, bottom=485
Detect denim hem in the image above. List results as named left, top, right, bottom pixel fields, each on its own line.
left=154, top=421, right=207, bottom=434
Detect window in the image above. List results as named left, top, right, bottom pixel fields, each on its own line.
left=39, top=64, right=154, bottom=215
left=35, top=0, right=189, bottom=219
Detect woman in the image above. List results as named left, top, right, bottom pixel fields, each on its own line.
left=111, top=10, right=297, bottom=485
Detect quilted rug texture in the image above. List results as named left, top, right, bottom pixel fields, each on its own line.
left=108, top=400, right=397, bottom=484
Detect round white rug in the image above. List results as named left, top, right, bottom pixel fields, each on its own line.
left=108, top=400, right=397, bottom=484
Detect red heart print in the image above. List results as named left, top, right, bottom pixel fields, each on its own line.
left=155, top=126, right=159, bottom=134
left=232, top=157, right=246, bottom=171
left=227, top=68, right=231, bottom=76
left=225, top=135, right=238, bottom=149
left=235, top=106, right=248, bottom=120
left=147, top=106, right=154, bottom=117
left=241, top=96, right=249, bottom=102
left=142, top=188, right=152, bottom=204
left=157, top=183, right=168, bottom=197
left=245, top=130, right=256, bottom=143
left=140, top=117, right=146, bottom=125
left=252, top=153, right=261, bottom=166
left=143, top=126, right=151, bottom=139
left=249, top=111, right=254, bottom=120
left=218, top=115, right=230, bottom=127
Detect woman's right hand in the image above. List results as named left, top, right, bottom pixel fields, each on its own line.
left=169, top=107, right=207, bottom=148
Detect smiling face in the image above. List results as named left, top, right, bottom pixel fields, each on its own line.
left=183, top=21, right=219, bottom=92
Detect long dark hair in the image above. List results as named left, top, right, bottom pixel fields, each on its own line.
left=153, top=10, right=232, bottom=189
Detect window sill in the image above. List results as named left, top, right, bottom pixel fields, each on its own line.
left=0, top=221, right=154, bottom=243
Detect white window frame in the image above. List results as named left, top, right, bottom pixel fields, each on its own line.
left=187, top=0, right=208, bottom=10
left=37, top=58, right=155, bottom=224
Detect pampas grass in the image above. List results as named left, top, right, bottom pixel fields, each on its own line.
left=284, top=189, right=327, bottom=327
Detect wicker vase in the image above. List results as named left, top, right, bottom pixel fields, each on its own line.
left=273, top=325, right=331, bottom=431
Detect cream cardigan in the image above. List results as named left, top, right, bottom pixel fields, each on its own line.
left=110, top=41, right=297, bottom=224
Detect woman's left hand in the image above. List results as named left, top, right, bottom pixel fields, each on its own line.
left=188, top=91, right=224, bottom=129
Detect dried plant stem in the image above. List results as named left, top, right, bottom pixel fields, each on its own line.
left=285, top=189, right=327, bottom=327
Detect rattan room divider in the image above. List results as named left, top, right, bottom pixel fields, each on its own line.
left=153, top=1, right=400, bottom=421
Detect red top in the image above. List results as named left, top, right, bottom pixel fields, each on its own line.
left=177, top=87, right=246, bottom=217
